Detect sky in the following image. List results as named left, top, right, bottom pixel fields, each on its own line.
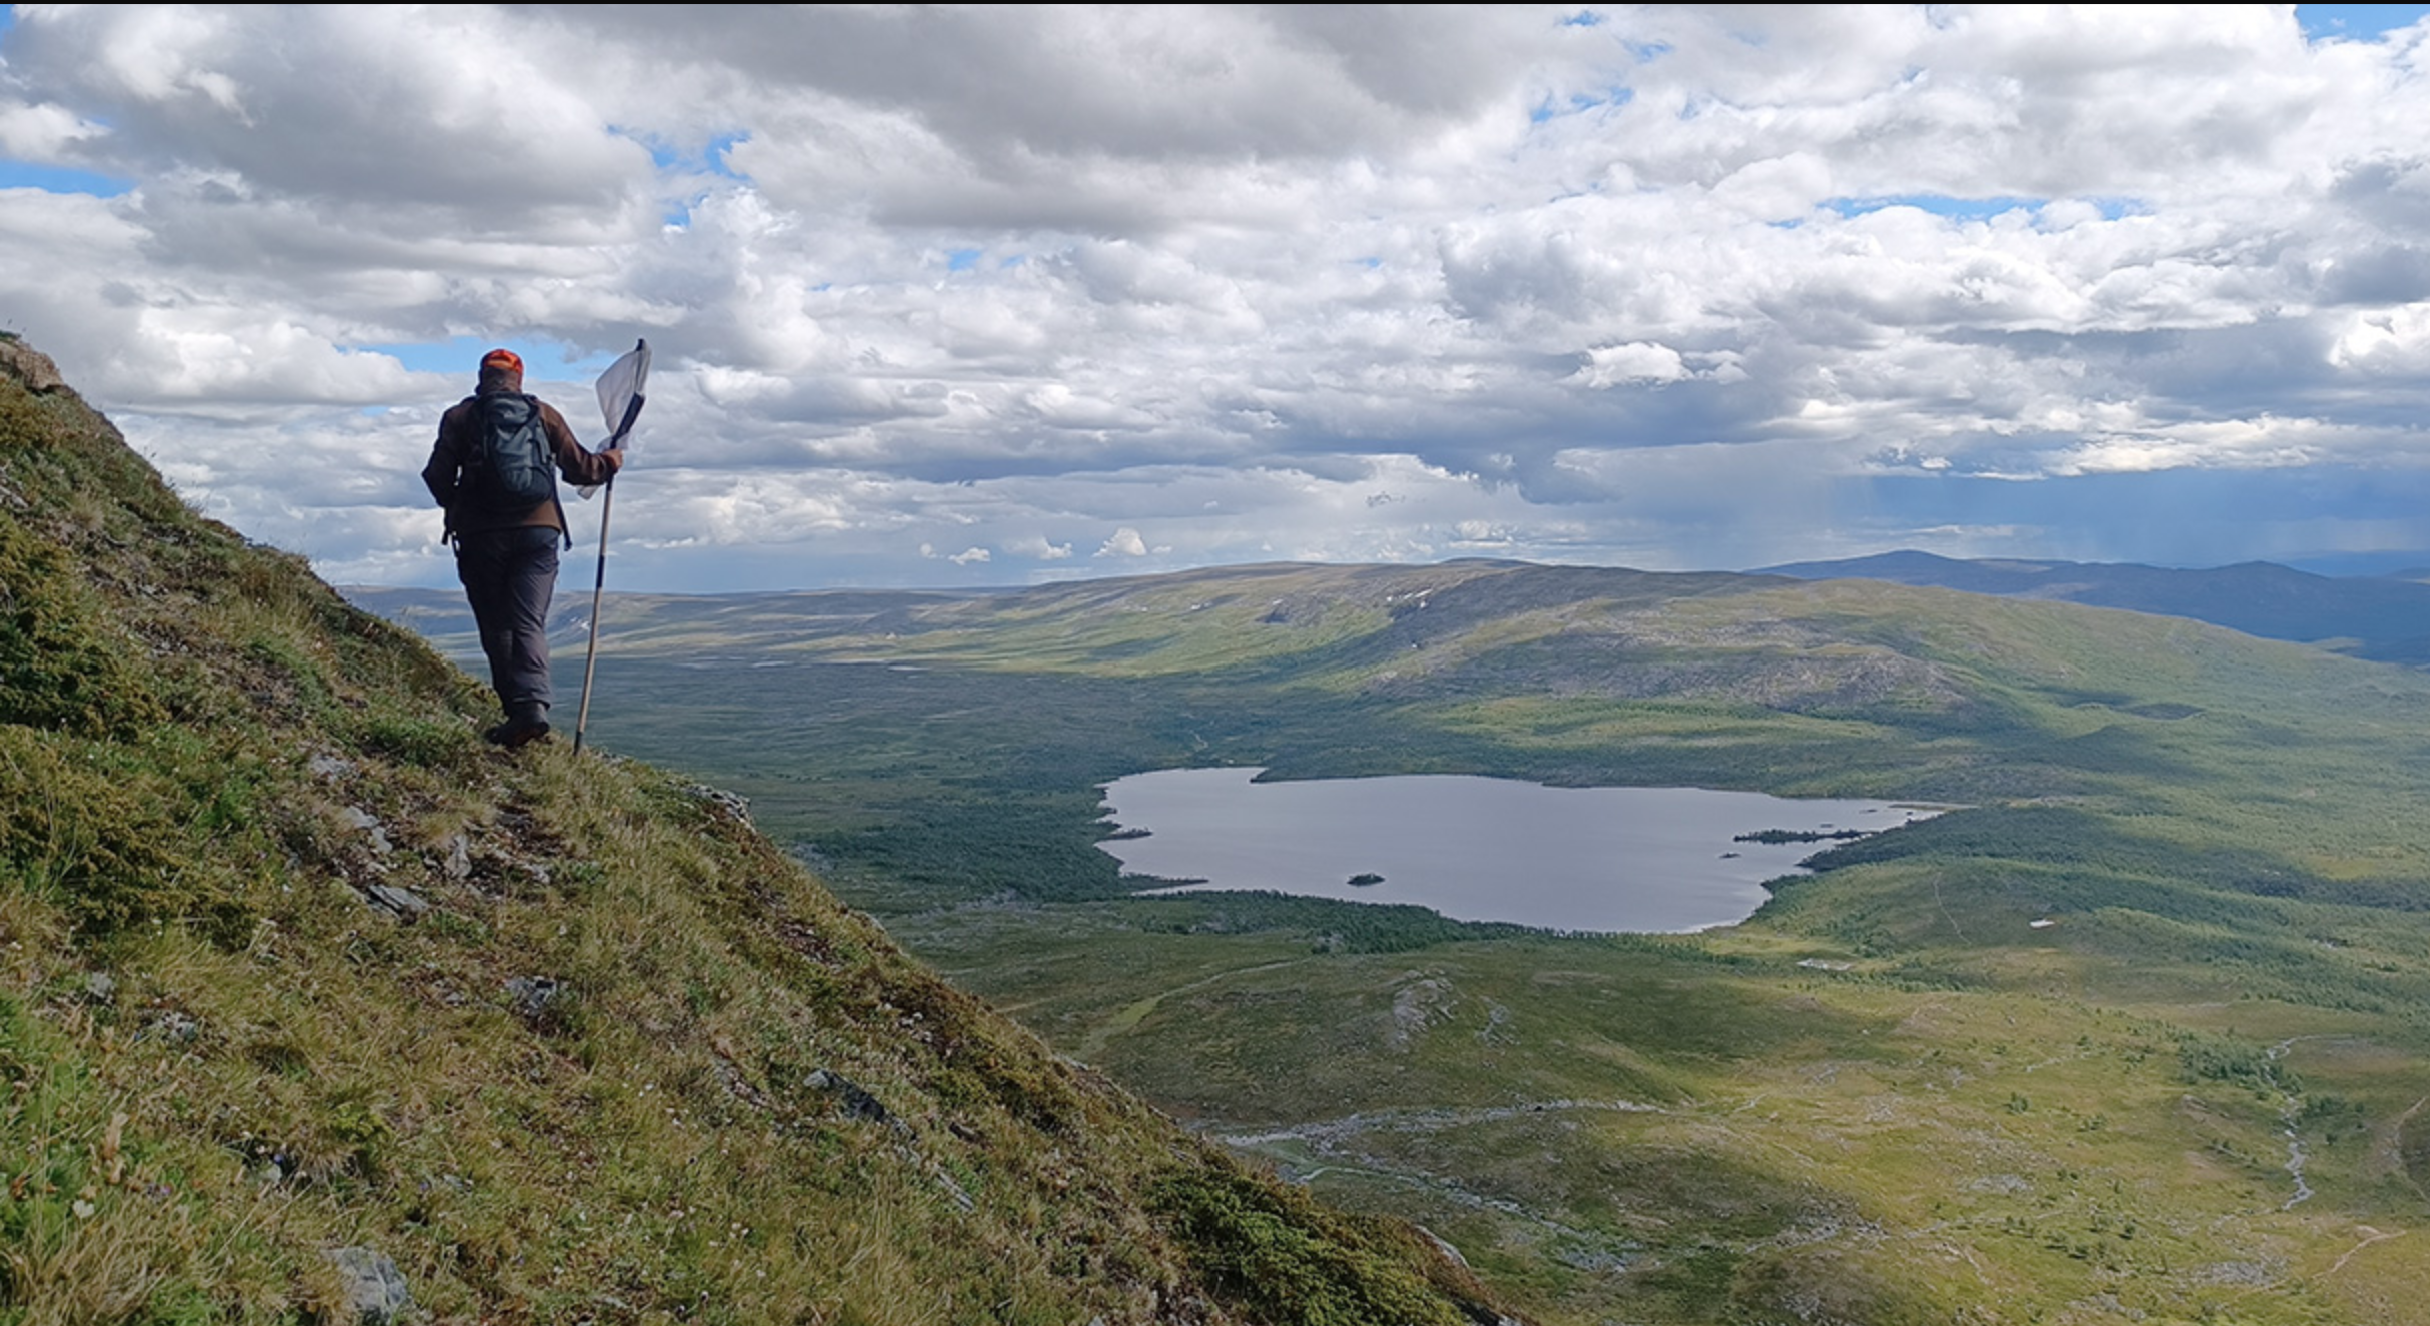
left=9, top=4, right=2430, bottom=590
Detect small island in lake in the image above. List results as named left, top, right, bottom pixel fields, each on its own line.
left=1346, top=872, right=1386, bottom=887
left=1733, top=827, right=1871, bottom=845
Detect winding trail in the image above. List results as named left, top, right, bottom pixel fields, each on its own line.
left=2392, top=1095, right=2429, bottom=1202
left=1209, top=1096, right=1665, bottom=1149
left=2322, top=1226, right=2404, bottom=1279
left=1077, top=957, right=1307, bottom=1060
left=1210, top=1098, right=1672, bottom=1276
left=1212, top=1098, right=1879, bottom=1280
left=1932, top=876, right=1967, bottom=941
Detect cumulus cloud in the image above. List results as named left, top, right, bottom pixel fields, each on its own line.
left=1008, top=534, right=1074, bottom=561
left=11, top=4, right=2430, bottom=587
left=0, top=99, right=103, bottom=159
left=1572, top=342, right=1691, bottom=389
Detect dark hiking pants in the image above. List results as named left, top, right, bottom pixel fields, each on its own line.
left=455, top=526, right=561, bottom=719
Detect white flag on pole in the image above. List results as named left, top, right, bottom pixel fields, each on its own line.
left=579, top=339, right=651, bottom=499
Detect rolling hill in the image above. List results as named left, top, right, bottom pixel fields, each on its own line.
left=454, top=558, right=2430, bottom=1323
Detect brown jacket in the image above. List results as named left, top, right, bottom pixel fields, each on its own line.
left=423, top=386, right=621, bottom=538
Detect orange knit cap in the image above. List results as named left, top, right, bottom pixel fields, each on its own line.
left=481, top=348, right=523, bottom=376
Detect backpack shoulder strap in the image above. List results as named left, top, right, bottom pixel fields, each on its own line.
left=533, top=395, right=573, bottom=549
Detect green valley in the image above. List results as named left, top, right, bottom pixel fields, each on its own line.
left=527, top=561, right=2430, bottom=1324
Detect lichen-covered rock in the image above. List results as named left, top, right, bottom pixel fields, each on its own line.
left=0, top=337, right=67, bottom=393
left=326, top=1246, right=411, bottom=1324
left=503, top=975, right=561, bottom=1019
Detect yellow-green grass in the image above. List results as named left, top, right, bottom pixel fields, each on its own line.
left=349, top=396, right=2430, bottom=1319
left=888, top=900, right=2430, bottom=1324
left=0, top=351, right=1508, bottom=1323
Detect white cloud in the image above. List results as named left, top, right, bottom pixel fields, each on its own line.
left=8, top=4, right=2430, bottom=585
left=1572, top=342, right=1690, bottom=389
left=1008, top=534, right=1074, bottom=560
left=0, top=100, right=105, bottom=159
left=2329, top=302, right=2430, bottom=372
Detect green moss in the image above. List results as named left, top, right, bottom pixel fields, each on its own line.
left=0, top=517, right=162, bottom=738
left=0, top=728, right=242, bottom=935
left=1151, top=1165, right=1476, bottom=1326
left=345, top=706, right=478, bottom=770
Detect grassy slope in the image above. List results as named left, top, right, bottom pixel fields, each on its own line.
left=0, top=345, right=1510, bottom=1325
left=554, top=567, right=2430, bottom=1323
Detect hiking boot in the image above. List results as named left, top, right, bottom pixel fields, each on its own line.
left=497, top=714, right=551, bottom=748
left=486, top=707, right=551, bottom=749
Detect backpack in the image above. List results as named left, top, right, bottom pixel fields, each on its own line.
left=462, top=393, right=559, bottom=514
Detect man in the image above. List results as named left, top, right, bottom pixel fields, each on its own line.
left=423, top=348, right=622, bottom=748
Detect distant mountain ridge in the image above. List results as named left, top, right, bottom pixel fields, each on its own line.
left=358, top=546, right=2430, bottom=673
left=1759, top=549, right=2430, bottom=663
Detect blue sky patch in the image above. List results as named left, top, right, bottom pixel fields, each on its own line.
left=613, top=128, right=752, bottom=226
left=614, top=126, right=752, bottom=181
left=2297, top=4, right=2430, bottom=42
left=1827, top=194, right=2042, bottom=221
left=350, top=335, right=618, bottom=382
left=0, top=161, right=132, bottom=197
left=705, top=132, right=751, bottom=179
left=1533, top=88, right=1632, bottom=122
left=0, top=5, right=124, bottom=199
left=946, top=248, right=982, bottom=273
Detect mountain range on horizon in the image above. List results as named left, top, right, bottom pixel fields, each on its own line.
left=1754, top=548, right=2430, bottom=665
left=348, top=546, right=2430, bottom=674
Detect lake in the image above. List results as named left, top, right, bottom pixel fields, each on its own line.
left=1095, top=767, right=1946, bottom=933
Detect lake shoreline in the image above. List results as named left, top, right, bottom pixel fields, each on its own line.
left=1098, top=767, right=1948, bottom=934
